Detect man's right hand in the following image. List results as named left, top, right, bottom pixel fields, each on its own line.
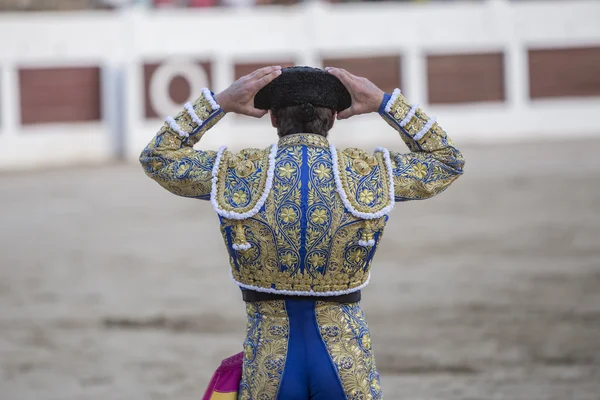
left=215, top=66, right=282, bottom=118
left=325, top=67, right=385, bottom=120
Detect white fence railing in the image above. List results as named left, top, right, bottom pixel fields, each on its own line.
left=1, top=0, right=600, bottom=169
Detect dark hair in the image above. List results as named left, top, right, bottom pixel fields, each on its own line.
left=274, top=104, right=335, bottom=138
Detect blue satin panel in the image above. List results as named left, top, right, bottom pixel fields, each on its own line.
left=240, top=298, right=382, bottom=399
left=277, top=299, right=346, bottom=400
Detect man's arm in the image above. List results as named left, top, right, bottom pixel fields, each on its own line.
left=139, top=66, right=282, bottom=199
left=325, top=67, right=465, bottom=201
left=139, top=89, right=224, bottom=199
left=379, top=90, right=464, bottom=201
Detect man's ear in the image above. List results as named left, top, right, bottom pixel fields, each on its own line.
left=270, top=110, right=278, bottom=128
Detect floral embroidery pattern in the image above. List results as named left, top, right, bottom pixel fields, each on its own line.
left=239, top=301, right=289, bottom=400
left=143, top=90, right=463, bottom=296
left=142, top=85, right=462, bottom=299
left=382, top=92, right=465, bottom=201
left=233, top=191, right=248, bottom=206
left=280, top=207, right=297, bottom=224
left=314, top=164, right=331, bottom=180
left=334, top=147, right=393, bottom=215
left=278, top=163, right=295, bottom=179
left=315, top=302, right=382, bottom=399
left=222, top=140, right=384, bottom=294
left=359, top=189, right=374, bottom=205
left=311, top=208, right=328, bottom=225
left=139, top=92, right=224, bottom=199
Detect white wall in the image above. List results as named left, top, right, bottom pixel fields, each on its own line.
left=1, top=0, right=600, bottom=169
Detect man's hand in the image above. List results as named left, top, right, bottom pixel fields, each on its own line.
left=325, top=67, right=385, bottom=120
left=214, top=66, right=282, bottom=118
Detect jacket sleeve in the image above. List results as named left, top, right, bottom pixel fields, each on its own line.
left=379, top=89, right=465, bottom=201
left=139, top=89, right=225, bottom=200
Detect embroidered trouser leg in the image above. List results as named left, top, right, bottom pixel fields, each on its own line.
left=238, top=299, right=382, bottom=400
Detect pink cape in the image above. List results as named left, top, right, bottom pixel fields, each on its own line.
left=202, top=352, right=243, bottom=400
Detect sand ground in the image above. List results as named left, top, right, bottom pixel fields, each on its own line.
left=1, top=139, right=599, bottom=400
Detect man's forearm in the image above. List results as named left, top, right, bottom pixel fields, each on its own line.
left=138, top=89, right=225, bottom=199
left=164, top=88, right=224, bottom=147
left=379, top=89, right=459, bottom=159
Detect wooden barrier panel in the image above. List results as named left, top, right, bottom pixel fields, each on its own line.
left=1, top=1, right=600, bottom=168
left=19, top=67, right=101, bottom=125
left=321, top=56, right=402, bottom=96
left=529, top=47, right=600, bottom=99
left=427, top=53, right=505, bottom=105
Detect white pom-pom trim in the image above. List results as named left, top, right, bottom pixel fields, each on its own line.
left=384, top=88, right=401, bottom=113
left=231, top=269, right=371, bottom=297
left=202, top=88, right=220, bottom=111
left=413, top=117, right=437, bottom=141
left=358, top=239, right=376, bottom=248
left=232, top=243, right=252, bottom=251
left=210, top=144, right=277, bottom=220
left=400, top=104, right=418, bottom=128
left=330, top=145, right=395, bottom=220
left=184, top=102, right=204, bottom=126
left=166, top=116, right=189, bottom=138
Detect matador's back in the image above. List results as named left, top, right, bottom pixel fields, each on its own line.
left=213, top=133, right=395, bottom=295
left=140, top=87, right=464, bottom=297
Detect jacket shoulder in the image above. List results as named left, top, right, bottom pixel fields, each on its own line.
left=333, top=147, right=394, bottom=217
left=213, top=147, right=273, bottom=215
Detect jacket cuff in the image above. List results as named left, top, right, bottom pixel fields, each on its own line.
left=165, top=88, right=224, bottom=140
left=380, top=88, right=438, bottom=142
left=377, top=93, right=391, bottom=115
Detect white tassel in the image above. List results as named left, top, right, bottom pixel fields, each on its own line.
left=210, top=144, right=277, bottom=220
left=232, top=243, right=252, bottom=251
left=331, top=145, right=395, bottom=220
left=166, top=116, right=189, bottom=138
left=184, top=102, right=204, bottom=126
left=358, top=239, right=376, bottom=248
left=202, top=88, right=220, bottom=111
left=384, top=88, right=401, bottom=113
left=230, top=269, right=371, bottom=297
left=414, top=117, right=437, bottom=141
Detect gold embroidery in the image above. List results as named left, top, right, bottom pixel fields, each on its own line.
left=233, top=221, right=249, bottom=248
left=314, top=164, right=331, bottom=180
left=219, top=140, right=390, bottom=293
left=359, top=189, right=374, bottom=205
left=239, top=301, right=289, bottom=400
left=278, top=163, right=295, bottom=179
left=278, top=133, right=329, bottom=148
left=381, top=92, right=465, bottom=201
left=209, top=132, right=408, bottom=294
left=214, top=147, right=271, bottom=214
left=140, top=90, right=225, bottom=199
left=280, top=207, right=297, bottom=223
left=334, top=149, right=392, bottom=214
left=353, top=158, right=372, bottom=176
left=235, top=160, right=255, bottom=178
left=311, top=208, right=328, bottom=224
left=315, top=302, right=382, bottom=399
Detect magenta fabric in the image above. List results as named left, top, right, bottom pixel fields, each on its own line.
left=202, top=352, right=243, bottom=400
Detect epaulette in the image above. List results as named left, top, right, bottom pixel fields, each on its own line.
left=210, top=145, right=277, bottom=220
left=331, top=146, right=395, bottom=220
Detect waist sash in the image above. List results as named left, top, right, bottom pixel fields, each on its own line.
left=241, top=289, right=361, bottom=303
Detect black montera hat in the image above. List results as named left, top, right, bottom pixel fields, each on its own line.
left=254, top=66, right=351, bottom=111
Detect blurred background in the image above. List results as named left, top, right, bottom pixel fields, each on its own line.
left=1, top=0, right=599, bottom=399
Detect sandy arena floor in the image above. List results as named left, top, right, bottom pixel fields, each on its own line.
left=1, top=139, right=599, bottom=400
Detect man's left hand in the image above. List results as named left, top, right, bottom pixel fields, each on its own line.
left=214, top=66, right=282, bottom=118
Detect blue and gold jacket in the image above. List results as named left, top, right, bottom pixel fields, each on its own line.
left=140, top=89, right=464, bottom=296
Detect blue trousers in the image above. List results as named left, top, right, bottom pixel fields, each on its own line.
left=239, top=299, right=382, bottom=400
